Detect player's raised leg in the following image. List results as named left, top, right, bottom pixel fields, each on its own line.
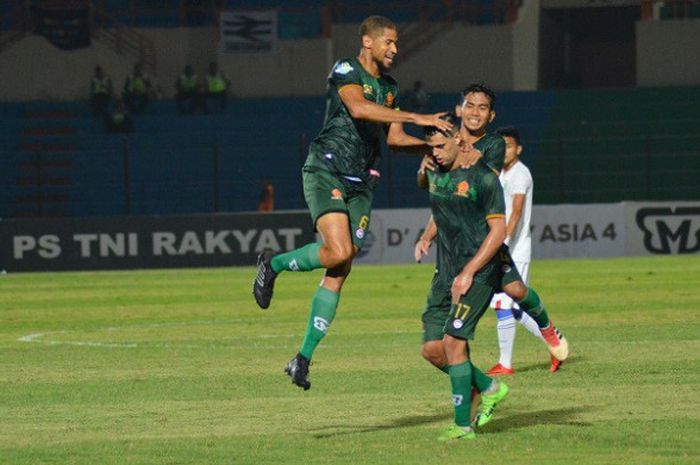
left=504, top=281, right=569, bottom=362
left=285, top=212, right=355, bottom=390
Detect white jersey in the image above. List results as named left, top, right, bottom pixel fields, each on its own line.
left=500, top=160, right=532, bottom=263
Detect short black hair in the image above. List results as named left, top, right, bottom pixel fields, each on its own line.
left=496, top=126, right=520, bottom=144
left=359, top=16, right=396, bottom=38
left=424, top=113, right=459, bottom=138
left=461, top=83, right=496, bottom=110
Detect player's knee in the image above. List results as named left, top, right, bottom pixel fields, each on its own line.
left=421, top=342, right=444, bottom=366
left=323, top=244, right=354, bottom=268
left=504, top=281, right=527, bottom=301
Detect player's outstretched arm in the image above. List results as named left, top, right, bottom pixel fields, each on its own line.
left=339, top=85, right=451, bottom=130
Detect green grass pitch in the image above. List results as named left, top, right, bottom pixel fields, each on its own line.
left=1, top=256, right=698, bottom=464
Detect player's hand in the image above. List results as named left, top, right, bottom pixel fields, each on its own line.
left=451, top=271, right=474, bottom=303
left=414, top=238, right=432, bottom=263
left=418, top=155, right=436, bottom=174
left=414, top=112, right=452, bottom=131
left=456, top=142, right=483, bottom=169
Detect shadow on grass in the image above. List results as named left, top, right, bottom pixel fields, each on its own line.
left=479, top=405, right=594, bottom=434
left=308, top=405, right=593, bottom=439
left=308, top=412, right=453, bottom=438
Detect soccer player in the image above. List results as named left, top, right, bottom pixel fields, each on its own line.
left=252, top=16, right=452, bottom=391
left=487, top=126, right=562, bottom=376
left=416, top=115, right=565, bottom=440
left=416, top=85, right=568, bottom=367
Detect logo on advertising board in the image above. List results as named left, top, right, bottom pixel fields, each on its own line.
left=635, top=207, right=700, bottom=254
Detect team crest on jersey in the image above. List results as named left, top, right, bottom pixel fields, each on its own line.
left=331, top=188, right=343, bottom=200
left=334, top=61, right=354, bottom=75
left=455, top=181, right=470, bottom=197
left=385, top=92, right=394, bottom=107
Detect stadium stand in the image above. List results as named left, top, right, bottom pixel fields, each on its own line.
left=1, top=86, right=699, bottom=219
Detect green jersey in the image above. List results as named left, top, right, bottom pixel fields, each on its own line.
left=304, top=58, right=400, bottom=184
left=473, top=132, right=505, bottom=173
left=427, top=162, right=505, bottom=290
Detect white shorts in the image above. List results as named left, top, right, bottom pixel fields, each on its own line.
left=490, top=261, right=529, bottom=311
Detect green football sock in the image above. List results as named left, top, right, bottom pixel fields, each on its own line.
left=299, top=287, right=339, bottom=360
left=271, top=243, right=322, bottom=274
left=439, top=363, right=490, bottom=392
left=448, top=361, right=473, bottom=427
left=470, top=362, right=493, bottom=393
left=517, top=287, right=551, bottom=329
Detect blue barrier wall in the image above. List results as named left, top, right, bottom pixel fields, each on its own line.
left=1, top=87, right=699, bottom=219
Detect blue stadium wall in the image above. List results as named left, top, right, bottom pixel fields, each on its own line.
left=1, top=87, right=698, bottom=219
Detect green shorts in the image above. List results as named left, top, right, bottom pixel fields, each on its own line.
left=422, top=281, right=496, bottom=342
left=497, top=246, right=523, bottom=289
left=302, top=166, right=373, bottom=249
left=421, top=246, right=522, bottom=342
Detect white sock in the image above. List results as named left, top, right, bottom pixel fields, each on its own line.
left=496, top=313, right=516, bottom=368
left=515, top=311, right=545, bottom=342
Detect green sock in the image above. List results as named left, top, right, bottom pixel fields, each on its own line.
left=299, top=287, right=339, bottom=360
left=271, top=243, right=322, bottom=274
left=470, top=362, right=493, bottom=393
left=439, top=363, right=490, bottom=392
left=518, top=287, right=550, bottom=329
left=448, top=361, right=473, bottom=427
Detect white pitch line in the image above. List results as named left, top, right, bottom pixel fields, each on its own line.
left=17, top=332, right=137, bottom=348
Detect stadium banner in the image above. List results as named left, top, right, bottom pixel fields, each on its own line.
left=219, top=10, right=278, bottom=54
left=531, top=203, right=626, bottom=259
left=624, top=201, right=700, bottom=256
left=0, top=212, right=314, bottom=272
left=353, top=208, right=435, bottom=265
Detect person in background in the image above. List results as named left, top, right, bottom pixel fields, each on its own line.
left=176, top=64, right=203, bottom=115
left=205, top=62, right=230, bottom=113
left=90, top=65, right=112, bottom=117
left=123, top=63, right=153, bottom=115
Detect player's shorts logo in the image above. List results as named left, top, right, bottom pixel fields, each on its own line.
left=502, top=264, right=511, bottom=273
left=452, top=319, right=464, bottom=329
left=636, top=207, right=700, bottom=254
left=355, top=228, right=365, bottom=239
left=331, top=188, right=342, bottom=200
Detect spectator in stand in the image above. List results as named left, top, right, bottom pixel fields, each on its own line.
left=123, top=63, right=153, bottom=115
left=205, top=62, right=230, bottom=113
left=103, top=99, right=134, bottom=133
left=258, top=180, right=275, bottom=212
left=90, top=65, right=112, bottom=117
left=175, top=64, right=204, bottom=115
